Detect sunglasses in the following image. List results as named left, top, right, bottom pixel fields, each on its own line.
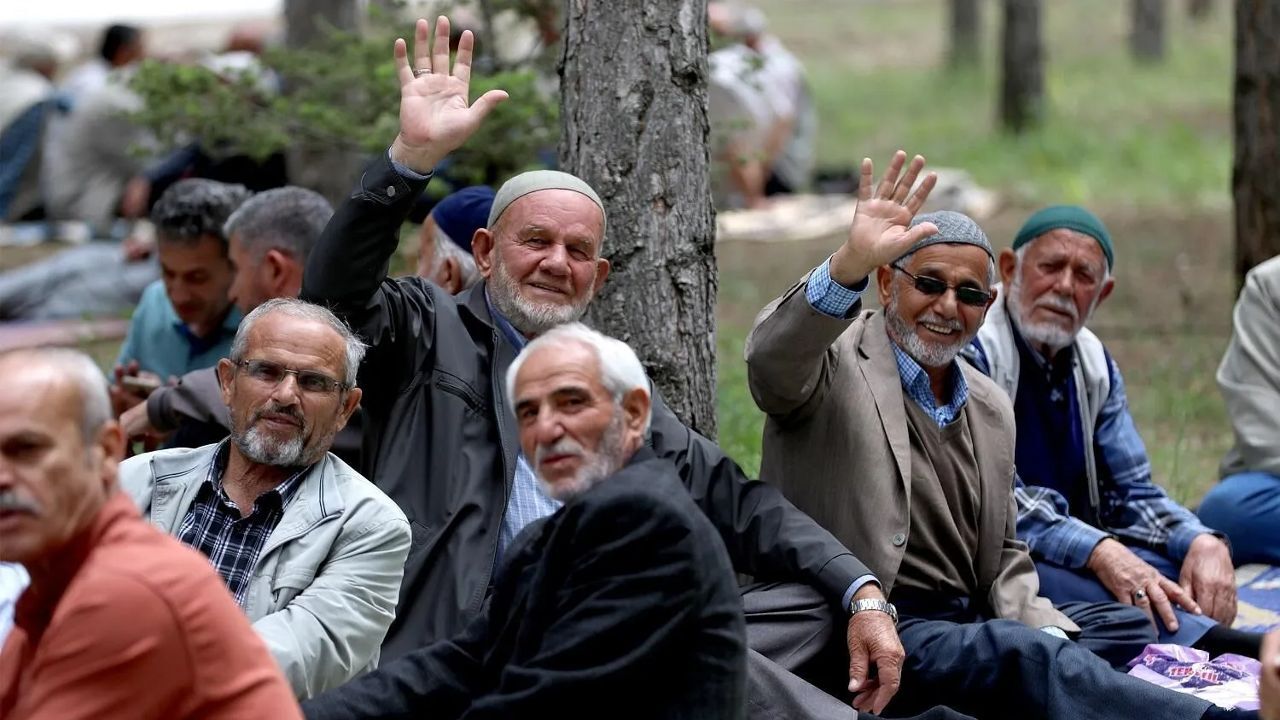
left=890, top=265, right=993, bottom=308
left=235, top=359, right=348, bottom=395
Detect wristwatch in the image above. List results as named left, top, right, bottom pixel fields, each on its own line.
left=850, top=598, right=899, bottom=625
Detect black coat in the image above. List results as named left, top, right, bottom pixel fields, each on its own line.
left=301, top=154, right=872, bottom=659
left=302, top=449, right=747, bottom=720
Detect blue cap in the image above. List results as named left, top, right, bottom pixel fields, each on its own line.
left=431, top=186, right=496, bottom=254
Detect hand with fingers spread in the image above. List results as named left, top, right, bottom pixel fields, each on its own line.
left=1087, top=537, right=1202, bottom=632
left=389, top=16, right=509, bottom=174
left=845, top=584, right=904, bottom=715
left=829, top=150, right=940, bottom=287
left=1179, top=533, right=1237, bottom=625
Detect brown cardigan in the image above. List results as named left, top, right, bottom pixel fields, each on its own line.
left=0, top=492, right=301, bottom=720
left=745, top=280, right=1075, bottom=631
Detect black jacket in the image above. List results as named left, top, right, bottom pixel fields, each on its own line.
left=301, top=154, right=872, bottom=659
left=302, top=449, right=747, bottom=720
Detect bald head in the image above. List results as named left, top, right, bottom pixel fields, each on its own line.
left=0, top=348, right=125, bottom=565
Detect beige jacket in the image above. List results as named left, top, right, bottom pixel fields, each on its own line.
left=745, top=280, right=1075, bottom=630
left=1219, top=255, right=1280, bottom=479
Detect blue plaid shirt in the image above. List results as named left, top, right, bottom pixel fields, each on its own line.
left=967, top=341, right=1217, bottom=567
left=177, top=441, right=308, bottom=607
left=487, top=295, right=564, bottom=561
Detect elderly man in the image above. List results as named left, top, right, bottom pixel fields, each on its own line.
left=1198, top=255, right=1280, bottom=566
left=744, top=154, right=1257, bottom=720
left=962, top=205, right=1253, bottom=656
left=301, top=18, right=925, bottom=720
left=115, top=186, right=368, bottom=464
left=416, top=185, right=490, bottom=293
left=119, top=298, right=410, bottom=699
left=303, top=323, right=747, bottom=719
left=0, top=347, right=299, bottom=719
left=111, top=178, right=249, bottom=416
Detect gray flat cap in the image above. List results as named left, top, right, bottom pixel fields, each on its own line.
left=899, top=210, right=993, bottom=262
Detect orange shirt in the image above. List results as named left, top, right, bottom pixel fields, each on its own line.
left=0, top=492, right=301, bottom=720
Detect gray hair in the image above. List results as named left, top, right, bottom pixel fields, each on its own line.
left=430, top=225, right=481, bottom=290
left=223, top=186, right=333, bottom=264
left=151, top=179, right=252, bottom=247
left=506, top=323, right=652, bottom=434
left=0, top=347, right=112, bottom=441
left=229, top=298, right=367, bottom=387
left=1013, top=243, right=1112, bottom=283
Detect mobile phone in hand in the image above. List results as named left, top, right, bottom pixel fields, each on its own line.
left=120, top=374, right=162, bottom=395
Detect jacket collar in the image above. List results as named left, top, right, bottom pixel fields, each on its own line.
left=855, top=312, right=912, bottom=494
left=145, top=444, right=344, bottom=544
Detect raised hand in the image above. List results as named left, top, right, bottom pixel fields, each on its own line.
left=390, top=16, right=509, bottom=174
left=829, top=151, right=939, bottom=286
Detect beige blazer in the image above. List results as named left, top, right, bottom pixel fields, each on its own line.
left=745, top=280, right=1075, bottom=630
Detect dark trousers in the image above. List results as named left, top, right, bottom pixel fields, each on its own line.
left=1035, top=546, right=1216, bottom=646
left=883, top=600, right=1212, bottom=720
left=743, top=583, right=975, bottom=720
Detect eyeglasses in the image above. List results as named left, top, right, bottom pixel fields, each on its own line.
left=235, top=359, right=348, bottom=394
left=890, top=264, right=993, bottom=308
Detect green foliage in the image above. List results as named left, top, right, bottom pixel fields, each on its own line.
left=128, top=20, right=557, bottom=186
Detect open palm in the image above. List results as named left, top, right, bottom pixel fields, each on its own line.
left=831, top=151, right=939, bottom=284
left=391, top=17, right=508, bottom=173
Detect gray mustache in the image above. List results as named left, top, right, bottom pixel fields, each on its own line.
left=0, top=490, right=40, bottom=515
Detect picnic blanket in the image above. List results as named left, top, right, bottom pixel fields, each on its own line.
left=1234, top=564, right=1280, bottom=633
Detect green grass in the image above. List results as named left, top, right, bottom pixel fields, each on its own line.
left=713, top=0, right=1238, bottom=504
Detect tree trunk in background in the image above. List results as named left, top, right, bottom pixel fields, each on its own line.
left=1131, top=0, right=1167, bottom=62
left=285, top=0, right=366, bottom=206
left=560, top=0, right=719, bottom=438
left=999, top=0, right=1043, bottom=133
left=1189, top=0, right=1214, bottom=21
left=1233, top=0, right=1280, bottom=286
left=948, top=0, right=982, bottom=69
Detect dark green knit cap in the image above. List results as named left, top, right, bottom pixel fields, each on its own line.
left=1013, top=205, right=1114, bottom=270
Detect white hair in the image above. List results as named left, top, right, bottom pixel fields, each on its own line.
left=230, top=298, right=367, bottom=387
left=430, top=225, right=481, bottom=290
left=505, top=323, right=652, bottom=434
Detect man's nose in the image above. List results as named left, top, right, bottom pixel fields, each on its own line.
left=538, top=244, right=570, bottom=275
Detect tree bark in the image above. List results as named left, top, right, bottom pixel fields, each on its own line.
left=1233, top=0, right=1280, bottom=286
left=284, top=0, right=366, bottom=206
left=1131, top=0, right=1167, bottom=62
left=999, top=0, right=1043, bottom=133
left=948, top=0, right=982, bottom=69
left=560, top=0, right=719, bottom=437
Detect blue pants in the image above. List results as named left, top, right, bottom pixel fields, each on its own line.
left=1198, top=471, right=1280, bottom=565
left=885, top=601, right=1212, bottom=720
left=1034, top=546, right=1216, bottom=646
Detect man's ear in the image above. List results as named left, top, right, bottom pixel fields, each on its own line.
left=622, top=387, right=651, bottom=438
left=998, top=248, right=1017, bottom=285
left=875, top=265, right=893, bottom=307
left=592, top=257, right=611, bottom=295
left=333, top=387, right=362, bottom=432
left=1095, top=275, right=1116, bottom=308
left=263, top=249, right=299, bottom=296
left=439, top=257, right=461, bottom=295
left=96, top=420, right=127, bottom=491
left=472, top=228, right=495, bottom=279
left=216, top=358, right=236, bottom=408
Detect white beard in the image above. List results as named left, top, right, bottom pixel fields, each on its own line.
left=884, top=284, right=971, bottom=368
left=533, top=414, right=628, bottom=502
left=1006, top=265, right=1096, bottom=355
left=234, top=423, right=307, bottom=466
left=488, top=257, right=594, bottom=337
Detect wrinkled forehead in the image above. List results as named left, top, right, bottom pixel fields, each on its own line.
left=0, top=363, right=82, bottom=437
left=1026, top=228, right=1109, bottom=268
left=905, top=243, right=992, bottom=284
left=516, top=342, right=605, bottom=395
left=496, top=190, right=605, bottom=236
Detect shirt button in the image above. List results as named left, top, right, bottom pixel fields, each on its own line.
left=386, top=185, right=397, bottom=197
left=891, top=532, right=907, bottom=547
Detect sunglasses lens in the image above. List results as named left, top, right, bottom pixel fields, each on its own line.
left=956, top=288, right=990, bottom=307
left=914, top=276, right=947, bottom=295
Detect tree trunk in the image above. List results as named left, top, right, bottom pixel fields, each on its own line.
left=999, top=0, right=1043, bottom=133
left=1233, top=0, right=1280, bottom=286
left=284, top=0, right=366, bottom=206
left=1131, top=0, right=1167, bottom=62
left=1189, top=0, right=1214, bottom=21
left=560, top=0, right=719, bottom=437
left=948, top=0, right=982, bottom=69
